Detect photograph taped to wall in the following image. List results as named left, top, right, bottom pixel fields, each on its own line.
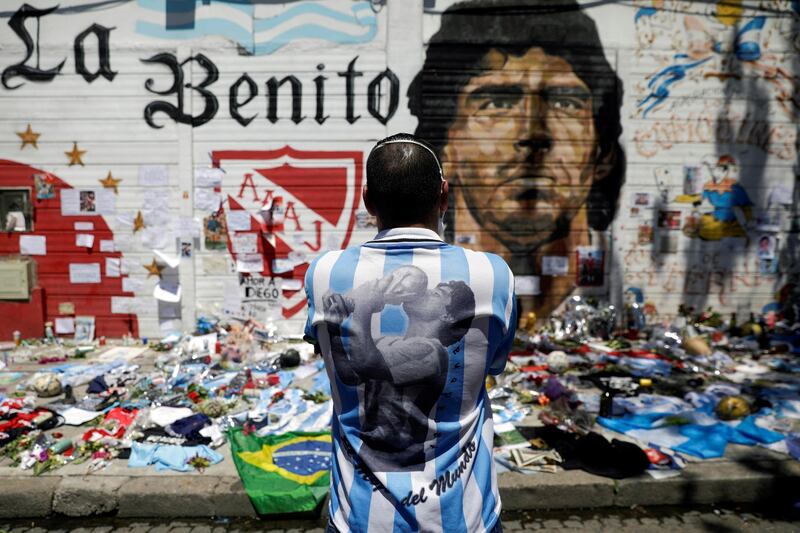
left=204, top=210, right=228, bottom=250
left=34, top=174, right=55, bottom=200
left=759, top=258, right=778, bottom=275
left=74, top=316, right=95, bottom=343
left=80, top=191, right=96, bottom=213
left=637, top=223, right=653, bottom=245
left=576, top=248, right=604, bottom=287
left=683, top=166, right=703, bottom=196
left=61, top=189, right=114, bottom=216
left=658, top=210, right=681, bottom=230
left=180, top=241, right=192, bottom=258
left=631, top=192, right=652, bottom=207
left=757, top=234, right=777, bottom=259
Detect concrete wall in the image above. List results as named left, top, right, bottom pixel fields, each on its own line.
left=0, top=0, right=797, bottom=338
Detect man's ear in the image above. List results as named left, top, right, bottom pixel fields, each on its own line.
left=592, top=145, right=616, bottom=183
left=439, top=180, right=449, bottom=215
left=363, top=186, right=376, bottom=216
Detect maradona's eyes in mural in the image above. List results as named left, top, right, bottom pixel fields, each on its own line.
left=409, top=0, right=625, bottom=317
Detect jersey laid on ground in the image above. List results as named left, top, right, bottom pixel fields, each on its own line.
left=304, top=227, right=517, bottom=533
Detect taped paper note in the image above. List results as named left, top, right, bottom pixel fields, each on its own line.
left=122, top=277, right=144, bottom=293
left=232, top=232, right=258, bottom=254
left=236, top=254, right=264, bottom=273
left=515, top=275, right=540, bottom=296
left=542, top=256, right=569, bottom=276
left=195, top=168, right=223, bottom=188
left=54, top=317, right=75, bottom=334
left=111, top=296, right=133, bottom=314
left=69, top=263, right=101, bottom=284
left=195, top=189, right=221, bottom=212
left=105, top=257, right=121, bottom=278
left=76, top=234, right=95, bottom=248
left=19, top=235, right=46, bottom=255
left=138, top=165, right=169, bottom=187
left=227, top=210, right=251, bottom=232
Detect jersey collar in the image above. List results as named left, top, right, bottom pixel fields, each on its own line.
left=370, top=227, right=443, bottom=243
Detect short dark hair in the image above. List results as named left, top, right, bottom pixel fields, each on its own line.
left=408, top=0, right=625, bottom=232
left=440, top=280, right=475, bottom=346
left=366, top=133, right=443, bottom=228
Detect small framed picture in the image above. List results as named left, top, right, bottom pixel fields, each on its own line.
left=576, top=247, right=604, bottom=287
left=34, top=174, right=56, bottom=200
left=74, top=316, right=95, bottom=343
left=180, top=241, right=193, bottom=258
left=658, top=210, right=681, bottom=230
left=757, top=234, right=777, bottom=259
left=683, top=165, right=703, bottom=195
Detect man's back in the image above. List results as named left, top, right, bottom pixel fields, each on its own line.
left=305, top=227, right=516, bottom=533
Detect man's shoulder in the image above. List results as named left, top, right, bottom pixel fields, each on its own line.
left=450, top=246, right=513, bottom=274
left=308, top=246, right=358, bottom=270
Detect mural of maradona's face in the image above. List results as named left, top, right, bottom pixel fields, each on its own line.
left=442, top=47, right=600, bottom=254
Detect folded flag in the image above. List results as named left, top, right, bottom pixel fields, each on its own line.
left=228, top=428, right=331, bottom=515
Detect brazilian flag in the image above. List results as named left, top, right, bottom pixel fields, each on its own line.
left=227, top=428, right=332, bottom=515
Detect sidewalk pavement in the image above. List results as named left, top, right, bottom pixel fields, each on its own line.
left=1, top=438, right=798, bottom=519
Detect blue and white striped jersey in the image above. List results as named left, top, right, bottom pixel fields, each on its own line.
left=304, top=227, right=517, bottom=533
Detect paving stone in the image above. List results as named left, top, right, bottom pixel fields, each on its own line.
left=189, top=526, right=212, bottom=533
left=142, top=526, right=170, bottom=533
left=170, top=527, right=191, bottom=533
left=541, top=519, right=563, bottom=529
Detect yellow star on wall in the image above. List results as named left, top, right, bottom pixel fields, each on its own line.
left=133, top=211, right=145, bottom=233
left=143, top=259, right=164, bottom=278
left=65, top=142, right=86, bottom=166
left=99, top=171, right=122, bottom=194
left=16, top=124, right=40, bottom=149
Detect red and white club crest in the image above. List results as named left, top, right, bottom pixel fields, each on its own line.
left=211, top=146, right=364, bottom=319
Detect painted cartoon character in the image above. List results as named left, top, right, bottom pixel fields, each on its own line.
left=692, top=154, right=753, bottom=240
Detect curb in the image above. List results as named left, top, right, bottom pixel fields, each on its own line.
left=1, top=458, right=798, bottom=519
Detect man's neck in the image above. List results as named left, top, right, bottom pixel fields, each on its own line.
left=377, top=220, right=438, bottom=233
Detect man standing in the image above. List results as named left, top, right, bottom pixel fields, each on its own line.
left=305, top=133, right=516, bottom=533
left=409, top=0, right=625, bottom=318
